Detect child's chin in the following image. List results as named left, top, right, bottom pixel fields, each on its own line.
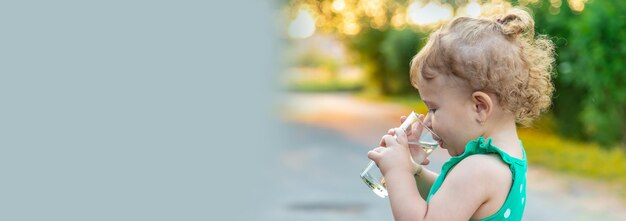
left=447, top=149, right=461, bottom=156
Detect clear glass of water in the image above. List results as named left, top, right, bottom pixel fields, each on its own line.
left=360, top=111, right=440, bottom=198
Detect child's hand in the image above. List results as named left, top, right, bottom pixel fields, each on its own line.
left=379, top=115, right=431, bottom=172
left=399, top=114, right=431, bottom=165
left=368, top=128, right=414, bottom=175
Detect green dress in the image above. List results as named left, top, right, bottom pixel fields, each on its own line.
left=426, top=137, right=527, bottom=221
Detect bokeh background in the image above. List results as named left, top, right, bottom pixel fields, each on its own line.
left=272, top=0, right=626, bottom=220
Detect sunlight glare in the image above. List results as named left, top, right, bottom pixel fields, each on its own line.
left=568, top=0, right=587, bottom=12
left=288, top=9, right=316, bottom=39
left=332, top=0, right=346, bottom=12
left=466, top=1, right=481, bottom=17
left=408, top=2, right=453, bottom=26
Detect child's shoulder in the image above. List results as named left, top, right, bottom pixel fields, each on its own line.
left=437, top=154, right=513, bottom=212
left=441, top=154, right=513, bottom=209
left=457, top=154, right=512, bottom=172
left=450, top=154, right=513, bottom=186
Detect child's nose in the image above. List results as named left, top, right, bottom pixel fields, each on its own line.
left=423, top=113, right=433, bottom=125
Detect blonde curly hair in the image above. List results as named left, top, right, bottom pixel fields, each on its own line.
left=410, top=8, right=555, bottom=125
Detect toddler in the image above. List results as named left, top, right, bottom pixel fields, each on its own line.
left=368, top=8, right=554, bottom=221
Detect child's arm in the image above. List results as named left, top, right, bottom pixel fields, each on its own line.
left=414, top=167, right=437, bottom=199
left=382, top=123, right=438, bottom=198
left=384, top=168, right=428, bottom=221
left=370, top=128, right=428, bottom=220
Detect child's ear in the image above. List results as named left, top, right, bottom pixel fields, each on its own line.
left=471, top=91, right=493, bottom=125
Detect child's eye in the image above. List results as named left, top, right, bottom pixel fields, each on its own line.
left=428, top=108, right=437, bottom=113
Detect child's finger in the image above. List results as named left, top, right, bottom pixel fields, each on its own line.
left=400, top=116, right=407, bottom=124
left=368, top=147, right=384, bottom=161
left=373, top=146, right=385, bottom=152
left=380, top=129, right=396, bottom=146
left=382, top=134, right=397, bottom=147
left=394, top=128, right=408, bottom=146
left=367, top=150, right=379, bottom=161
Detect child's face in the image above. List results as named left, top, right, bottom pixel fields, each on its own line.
left=417, top=75, right=483, bottom=156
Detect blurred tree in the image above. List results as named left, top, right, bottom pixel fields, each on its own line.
left=284, top=0, right=444, bottom=96
left=380, top=29, right=427, bottom=94
left=345, top=28, right=425, bottom=95
left=532, top=0, right=626, bottom=147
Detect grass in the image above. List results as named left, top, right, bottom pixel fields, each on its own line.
left=519, top=127, right=626, bottom=199
left=283, top=80, right=363, bottom=93
left=519, top=114, right=626, bottom=197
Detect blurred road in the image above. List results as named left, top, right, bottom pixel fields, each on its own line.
left=264, top=93, right=626, bottom=221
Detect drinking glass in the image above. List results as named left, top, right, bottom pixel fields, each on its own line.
left=360, top=111, right=440, bottom=198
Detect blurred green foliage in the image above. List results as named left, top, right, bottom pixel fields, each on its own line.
left=532, top=0, right=626, bottom=147
left=345, top=28, right=426, bottom=96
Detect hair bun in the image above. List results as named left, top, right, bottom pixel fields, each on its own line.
left=497, top=8, right=534, bottom=38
